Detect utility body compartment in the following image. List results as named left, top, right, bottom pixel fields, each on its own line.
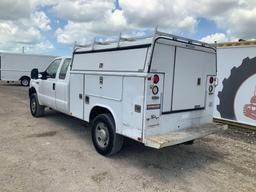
left=68, top=32, right=223, bottom=149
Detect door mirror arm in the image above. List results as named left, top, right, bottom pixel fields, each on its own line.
left=40, top=71, right=48, bottom=80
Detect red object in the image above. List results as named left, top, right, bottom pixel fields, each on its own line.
left=244, top=104, right=256, bottom=120
left=250, top=96, right=256, bottom=104
left=153, top=74, right=159, bottom=84
left=147, top=76, right=152, bottom=81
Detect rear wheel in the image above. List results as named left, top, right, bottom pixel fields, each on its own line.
left=30, top=93, right=45, bottom=117
left=20, top=77, right=30, bottom=87
left=91, top=113, right=123, bottom=156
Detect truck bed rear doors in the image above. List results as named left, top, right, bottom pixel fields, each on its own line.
left=150, top=38, right=216, bottom=113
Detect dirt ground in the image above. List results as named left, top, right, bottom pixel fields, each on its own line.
left=0, top=82, right=255, bottom=192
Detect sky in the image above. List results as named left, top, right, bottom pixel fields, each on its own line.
left=0, top=0, right=255, bottom=56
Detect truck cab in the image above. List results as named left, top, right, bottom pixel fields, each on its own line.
left=29, top=57, right=71, bottom=115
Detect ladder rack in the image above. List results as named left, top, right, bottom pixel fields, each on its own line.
left=73, top=28, right=213, bottom=52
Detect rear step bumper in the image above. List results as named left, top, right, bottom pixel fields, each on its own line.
left=144, top=123, right=227, bottom=149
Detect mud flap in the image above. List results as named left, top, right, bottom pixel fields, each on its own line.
left=145, top=123, right=227, bottom=149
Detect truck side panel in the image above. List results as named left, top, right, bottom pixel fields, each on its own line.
left=71, top=46, right=150, bottom=141
left=69, top=72, right=145, bottom=140
left=84, top=75, right=123, bottom=101
left=72, top=48, right=148, bottom=72
left=122, top=77, right=145, bottom=139
left=70, top=74, right=84, bottom=119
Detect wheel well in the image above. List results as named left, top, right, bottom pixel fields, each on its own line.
left=89, top=106, right=114, bottom=123
left=20, top=76, right=30, bottom=81
left=29, top=87, right=37, bottom=98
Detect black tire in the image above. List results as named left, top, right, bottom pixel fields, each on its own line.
left=217, top=57, right=256, bottom=120
left=91, top=113, right=123, bottom=156
left=30, top=93, right=45, bottom=117
left=20, top=77, right=30, bottom=87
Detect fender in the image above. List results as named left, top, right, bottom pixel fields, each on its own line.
left=87, top=104, right=119, bottom=132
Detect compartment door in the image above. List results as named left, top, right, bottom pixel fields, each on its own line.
left=150, top=41, right=175, bottom=112
left=172, top=47, right=215, bottom=111
left=70, top=73, right=84, bottom=119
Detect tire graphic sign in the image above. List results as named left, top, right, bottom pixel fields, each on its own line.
left=214, top=44, right=256, bottom=126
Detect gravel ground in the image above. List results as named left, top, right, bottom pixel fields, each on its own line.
left=0, top=82, right=255, bottom=192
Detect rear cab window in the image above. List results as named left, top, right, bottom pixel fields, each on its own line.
left=59, top=58, right=71, bottom=80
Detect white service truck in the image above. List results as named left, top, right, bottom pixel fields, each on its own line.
left=29, top=31, right=225, bottom=156
left=0, top=52, right=56, bottom=86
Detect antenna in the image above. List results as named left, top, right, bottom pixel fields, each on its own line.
left=91, top=37, right=96, bottom=50
left=117, top=32, right=122, bottom=47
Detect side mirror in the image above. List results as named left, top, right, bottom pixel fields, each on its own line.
left=31, top=68, right=39, bottom=79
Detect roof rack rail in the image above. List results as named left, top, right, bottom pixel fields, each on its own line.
left=154, top=30, right=208, bottom=46
left=73, top=27, right=213, bottom=51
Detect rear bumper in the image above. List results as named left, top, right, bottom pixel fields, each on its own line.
left=144, top=123, right=227, bottom=149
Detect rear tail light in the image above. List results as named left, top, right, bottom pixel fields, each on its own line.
left=153, top=74, right=159, bottom=84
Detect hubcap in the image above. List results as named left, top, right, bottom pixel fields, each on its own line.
left=22, top=79, right=29, bottom=86
left=31, top=98, right=36, bottom=113
left=95, top=122, right=109, bottom=148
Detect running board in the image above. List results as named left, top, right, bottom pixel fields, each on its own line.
left=145, top=123, right=227, bottom=149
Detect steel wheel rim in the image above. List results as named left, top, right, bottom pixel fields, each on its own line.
left=95, top=122, right=109, bottom=148
left=31, top=98, right=36, bottom=114
left=22, top=79, right=29, bottom=86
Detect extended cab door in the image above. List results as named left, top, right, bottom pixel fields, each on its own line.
left=55, top=58, right=71, bottom=113
left=38, top=58, right=61, bottom=108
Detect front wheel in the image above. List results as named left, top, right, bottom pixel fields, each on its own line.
left=20, top=77, right=30, bottom=87
left=30, top=93, right=45, bottom=117
left=91, top=113, right=123, bottom=156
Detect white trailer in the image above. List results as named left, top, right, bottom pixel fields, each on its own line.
left=29, top=30, right=226, bottom=156
left=0, top=52, right=56, bottom=86
left=214, top=40, right=256, bottom=127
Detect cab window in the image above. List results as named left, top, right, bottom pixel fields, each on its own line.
left=46, top=59, right=61, bottom=78
left=59, top=58, right=71, bottom=80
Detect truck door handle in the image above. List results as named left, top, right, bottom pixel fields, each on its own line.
left=53, top=83, right=55, bottom=90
